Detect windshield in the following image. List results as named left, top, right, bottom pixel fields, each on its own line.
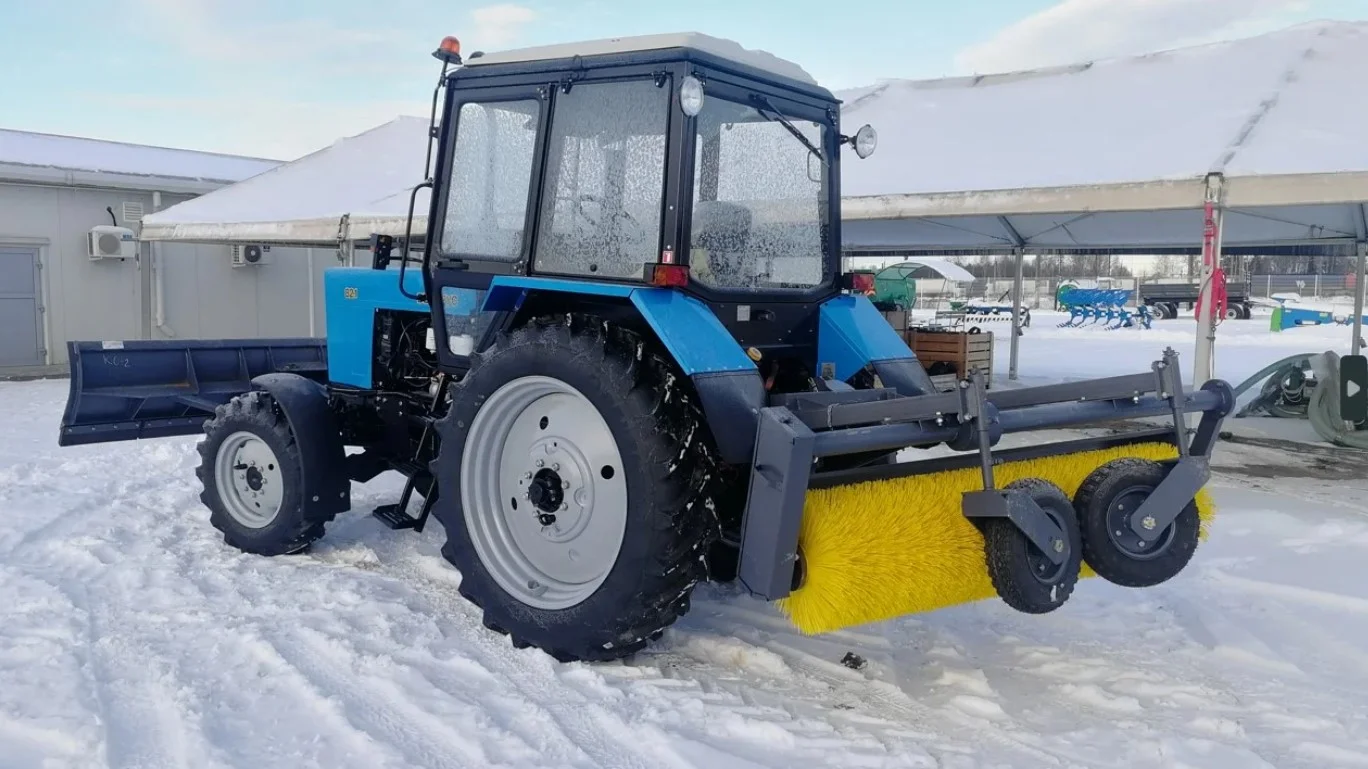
left=689, top=93, right=829, bottom=292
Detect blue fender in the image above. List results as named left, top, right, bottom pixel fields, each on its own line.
left=482, top=276, right=765, bottom=464
left=483, top=276, right=757, bottom=376
left=251, top=373, right=352, bottom=517
left=818, top=294, right=936, bottom=396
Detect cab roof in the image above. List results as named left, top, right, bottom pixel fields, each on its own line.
left=458, top=32, right=833, bottom=100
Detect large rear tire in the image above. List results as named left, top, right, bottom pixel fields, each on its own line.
left=431, top=316, right=719, bottom=662
left=195, top=391, right=334, bottom=556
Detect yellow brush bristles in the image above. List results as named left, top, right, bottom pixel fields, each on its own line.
left=775, top=443, right=1216, bottom=635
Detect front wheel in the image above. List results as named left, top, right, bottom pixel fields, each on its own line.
left=195, top=391, right=333, bottom=556
left=432, top=317, right=718, bottom=662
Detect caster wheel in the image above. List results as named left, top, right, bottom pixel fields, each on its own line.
left=1073, top=458, right=1201, bottom=587
left=982, top=478, right=1083, bottom=614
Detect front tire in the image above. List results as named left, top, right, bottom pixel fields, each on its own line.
left=195, top=391, right=332, bottom=556
left=432, top=316, right=718, bottom=662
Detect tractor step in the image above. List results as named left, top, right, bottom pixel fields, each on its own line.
left=370, top=471, right=439, bottom=532
left=372, top=503, right=425, bottom=530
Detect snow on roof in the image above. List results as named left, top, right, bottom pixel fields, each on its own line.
left=840, top=20, right=1368, bottom=220
left=878, top=258, right=977, bottom=283
left=138, top=23, right=1368, bottom=251
left=464, top=32, right=818, bottom=86
left=139, top=117, right=429, bottom=244
left=0, top=127, right=280, bottom=191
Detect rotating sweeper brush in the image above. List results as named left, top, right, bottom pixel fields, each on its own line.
left=735, top=350, right=1232, bottom=634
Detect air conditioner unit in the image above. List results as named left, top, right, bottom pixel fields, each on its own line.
left=88, top=225, right=137, bottom=260
left=231, top=244, right=272, bottom=267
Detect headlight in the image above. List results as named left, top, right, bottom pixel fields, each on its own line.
left=854, top=124, right=877, bottom=159
left=680, top=76, right=705, bottom=117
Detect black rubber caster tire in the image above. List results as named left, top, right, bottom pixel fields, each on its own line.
left=982, top=478, right=1083, bottom=614
left=195, top=391, right=333, bottom=556
left=1073, top=457, right=1201, bottom=587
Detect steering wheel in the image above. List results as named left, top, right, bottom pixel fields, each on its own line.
left=574, top=194, right=645, bottom=238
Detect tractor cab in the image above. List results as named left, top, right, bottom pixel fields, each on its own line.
left=417, top=33, right=877, bottom=377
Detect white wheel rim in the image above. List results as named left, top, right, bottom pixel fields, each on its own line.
left=214, top=431, right=285, bottom=529
left=460, top=375, right=629, bottom=611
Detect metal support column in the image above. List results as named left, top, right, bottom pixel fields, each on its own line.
left=1352, top=204, right=1368, bottom=355
left=1354, top=240, right=1366, bottom=354
left=1010, top=247, right=1025, bottom=381
left=1193, top=173, right=1226, bottom=388
left=996, top=217, right=1028, bottom=383
left=306, top=247, right=318, bottom=337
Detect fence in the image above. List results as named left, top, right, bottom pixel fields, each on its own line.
left=906, top=274, right=1360, bottom=312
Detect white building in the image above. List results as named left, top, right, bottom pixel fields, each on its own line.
left=0, top=128, right=280, bottom=375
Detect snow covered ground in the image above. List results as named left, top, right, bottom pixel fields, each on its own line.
left=3, top=318, right=1367, bottom=769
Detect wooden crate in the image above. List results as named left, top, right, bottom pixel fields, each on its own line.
left=906, top=328, right=993, bottom=389
left=880, top=308, right=910, bottom=332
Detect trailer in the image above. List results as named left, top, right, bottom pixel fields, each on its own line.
left=1139, top=276, right=1253, bottom=320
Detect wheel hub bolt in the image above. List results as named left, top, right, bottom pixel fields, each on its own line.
left=1141, top=516, right=1157, bottom=530
left=1052, top=539, right=1064, bottom=553
left=536, top=459, right=545, bottom=468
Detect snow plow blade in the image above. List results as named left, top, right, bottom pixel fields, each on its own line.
left=58, top=338, right=327, bottom=447
left=735, top=347, right=1235, bottom=634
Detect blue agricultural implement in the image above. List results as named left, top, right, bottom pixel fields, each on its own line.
left=1057, top=287, right=1153, bottom=330
left=57, top=33, right=1235, bottom=661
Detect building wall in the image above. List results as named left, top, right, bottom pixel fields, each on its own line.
left=152, top=243, right=333, bottom=342
left=0, top=180, right=330, bottom=374
left=0, top=182, right=192, bottom=370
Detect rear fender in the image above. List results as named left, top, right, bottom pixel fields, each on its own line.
left=482, top=276, right=764, bottom=464
left=250, top=373, right=351, bottom=517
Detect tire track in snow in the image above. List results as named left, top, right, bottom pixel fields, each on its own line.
left=79, top=588, right=206, bottom=769
left=323, top=526, right=702, bottom=769
left=249, top=624, right=496, bottom=769
left=4, top=476, right=204, bottom=769
left=649, top=608, right=1065, bottom=767
left=5, top=458, right=376, bottom=769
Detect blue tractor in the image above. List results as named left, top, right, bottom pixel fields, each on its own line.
left=59, top=33, right=1235, bottom=662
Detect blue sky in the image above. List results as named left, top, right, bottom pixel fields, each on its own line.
left=2, top=0, right=1364, bottom=159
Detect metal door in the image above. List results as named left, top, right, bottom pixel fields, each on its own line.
left=0, top=247, right=43, bottom=367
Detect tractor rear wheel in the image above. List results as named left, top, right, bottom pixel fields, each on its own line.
left=431, top=316, right=718, bottom=662
left=196, top=391, right=333, bottom=556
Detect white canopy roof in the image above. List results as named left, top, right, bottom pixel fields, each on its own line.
left=140, top=22, right=1368, bottom=251
left=841, top=20, right=1368, bottom=252
left=138, top=117, right=430, bottom=244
